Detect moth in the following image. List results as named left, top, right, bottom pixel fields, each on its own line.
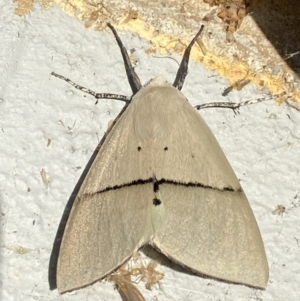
left=49, top=23, right=268, bottom=294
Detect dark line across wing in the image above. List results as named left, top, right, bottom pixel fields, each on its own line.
left=87, top=178, right=242, bottom=196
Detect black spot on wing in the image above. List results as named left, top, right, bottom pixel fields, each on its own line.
left=153, top=198, right=162, bottom=206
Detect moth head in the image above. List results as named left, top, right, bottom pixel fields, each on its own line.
left=144, top=77, right=170, bottom=88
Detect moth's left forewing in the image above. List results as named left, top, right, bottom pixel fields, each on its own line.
left=57, top=99, right=155, bottom=293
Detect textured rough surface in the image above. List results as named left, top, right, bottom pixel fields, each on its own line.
left=1, top=2, right=300, bottom=301
left=13, top=0, right=300, bottom=102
